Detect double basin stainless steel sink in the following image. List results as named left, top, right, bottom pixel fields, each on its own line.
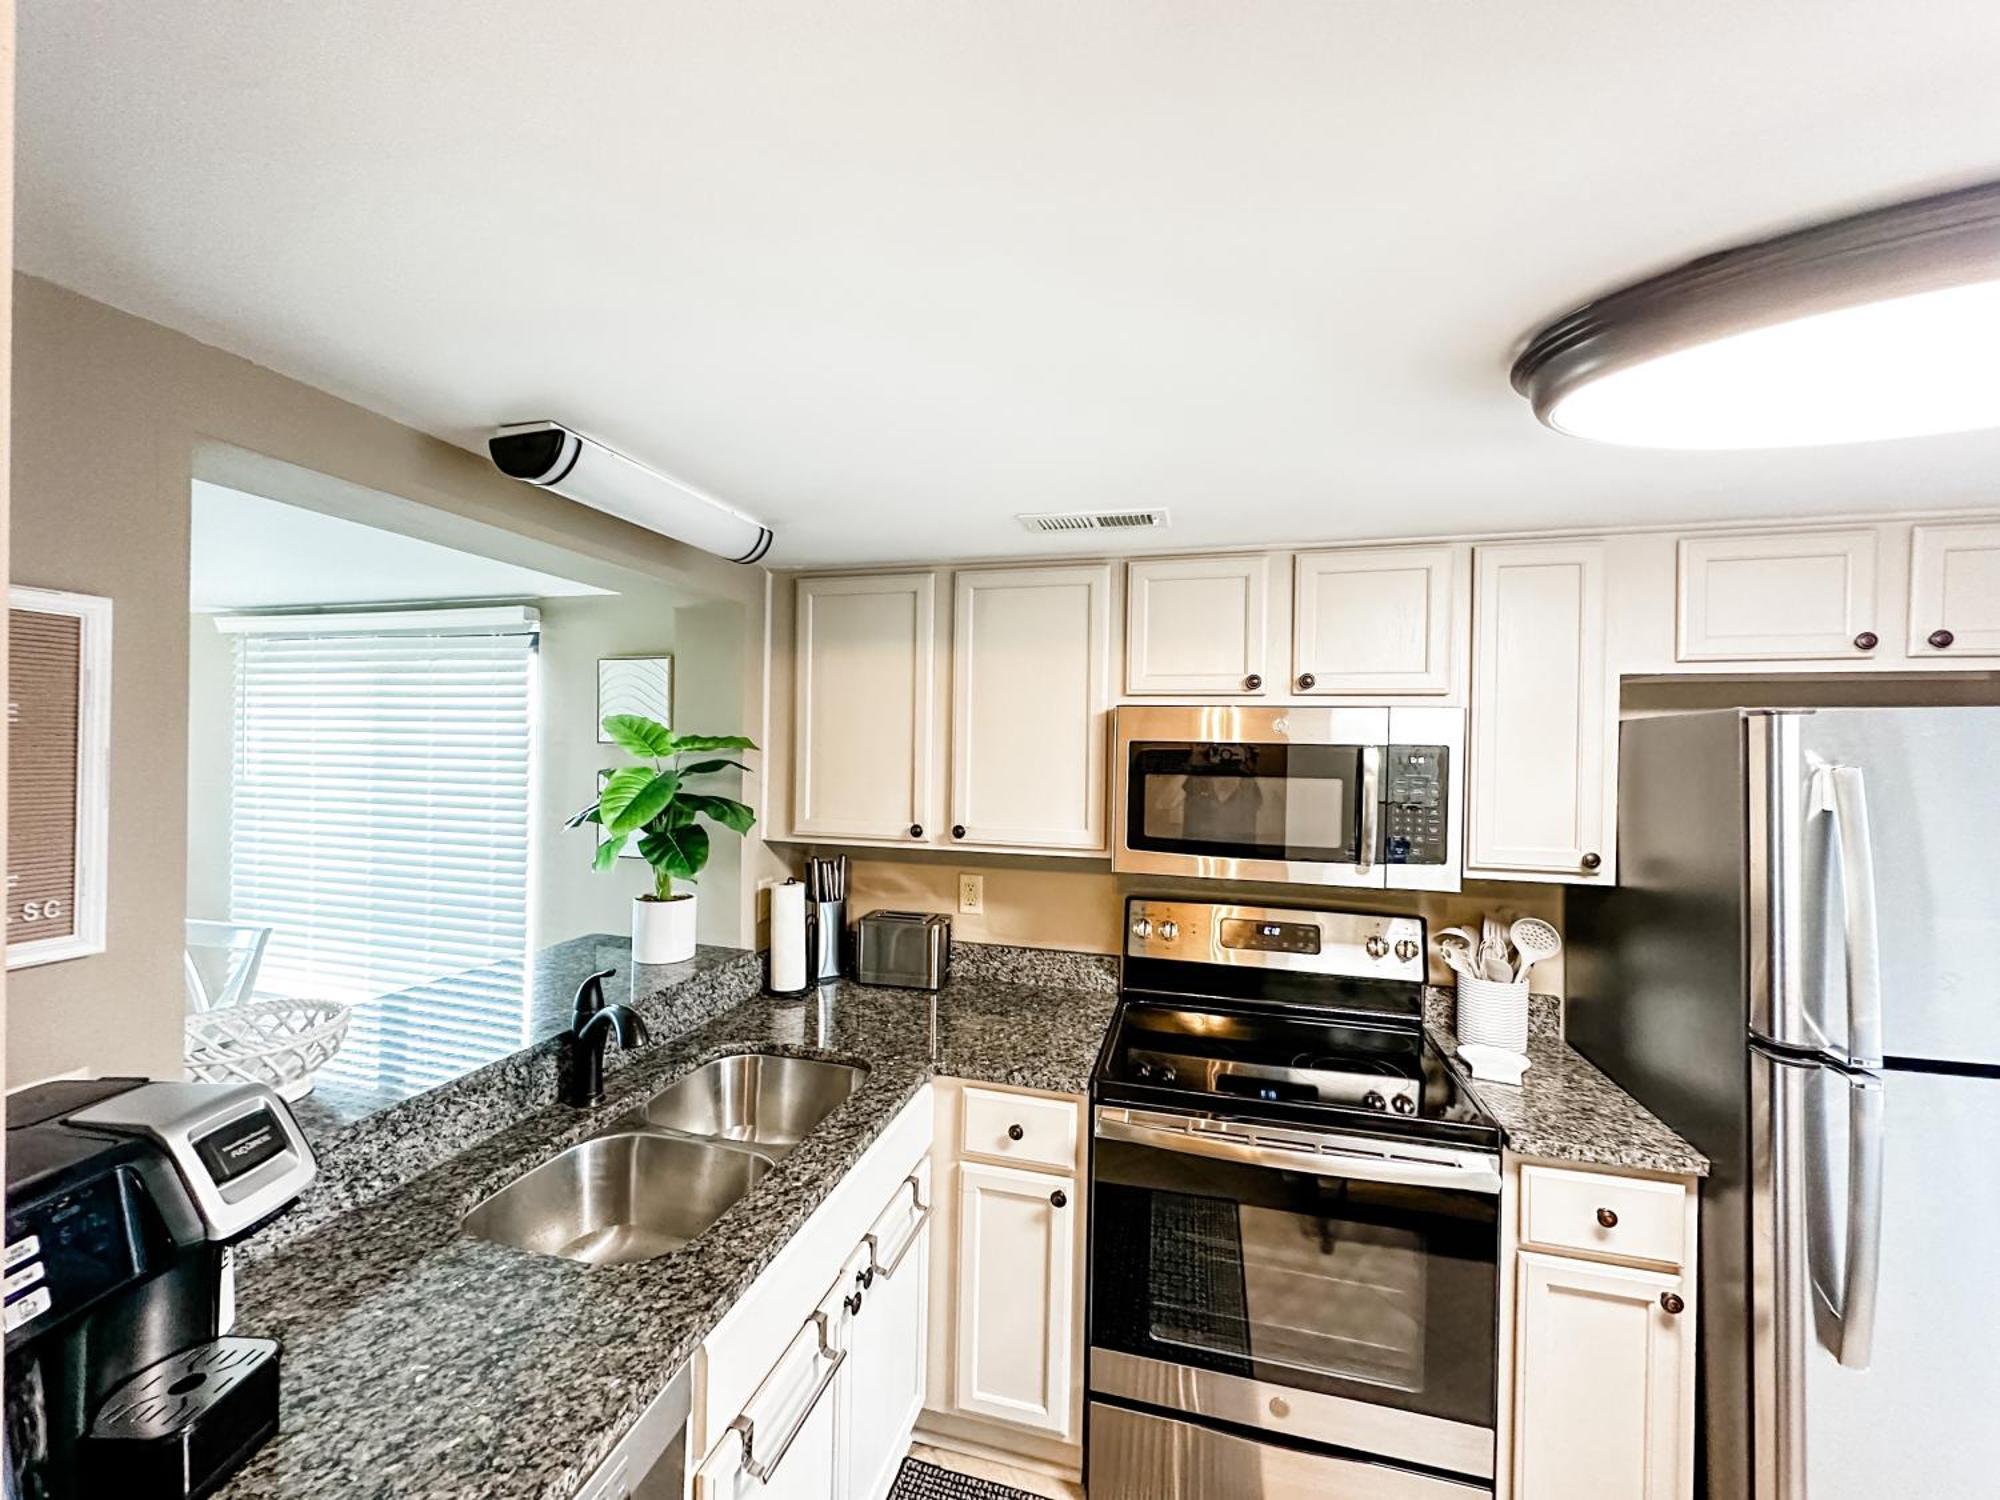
left=462, top=1053, right=867, bottom=1267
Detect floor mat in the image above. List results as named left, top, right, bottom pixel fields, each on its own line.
left=888, top=1456, right=1046, bottom=1500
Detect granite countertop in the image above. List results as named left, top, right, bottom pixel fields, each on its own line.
left=217, top=955, right=1117, bottom=1500
left=1424, top=992, right=1710, bottom=1179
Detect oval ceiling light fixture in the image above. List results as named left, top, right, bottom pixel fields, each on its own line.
left=1511, top=180, right=2000, bottom=449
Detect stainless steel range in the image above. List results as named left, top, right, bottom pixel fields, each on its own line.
left=1088, top=897, right=1503, bottom=1500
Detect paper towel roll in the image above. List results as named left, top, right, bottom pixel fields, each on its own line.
left=769, top=879, right=807, bottom=994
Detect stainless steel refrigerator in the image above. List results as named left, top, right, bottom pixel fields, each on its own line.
left=1570, top=707, right=2000, bottom=1500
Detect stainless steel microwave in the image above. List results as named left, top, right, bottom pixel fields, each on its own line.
left=1111, top=705, right=1464, bottom=892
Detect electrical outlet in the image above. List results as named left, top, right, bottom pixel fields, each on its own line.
left=958, top=873, right=984, bottom=915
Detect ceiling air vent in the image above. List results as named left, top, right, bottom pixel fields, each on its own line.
left=1018, top=508, right=1170, bottom=535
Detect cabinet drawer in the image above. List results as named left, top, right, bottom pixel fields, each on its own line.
left=1520, top=1164, right=1687, bottom=1267
left=960, top=1087, right=1078, bottom=1172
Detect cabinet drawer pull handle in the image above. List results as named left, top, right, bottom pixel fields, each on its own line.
left=844, top=1289, right=865, bottom=1317
left=1660, top=1292, right=1686, bottom=1316
left=951, top=824, right=966, bottom=840
left=1852, top=631, right=1878, bottom=651
left=1929, top=628, right=1956, bottom=650
left=1050, top=1189, right=1068, bottom=1209
left=862, top=1174, right=933, bottom=1281
left=1596, top=1207, right=1619, bottom=1229
left=727, top=1310, right=844, bottom=1483
left=909, top=823, right=925, bottom=839
left=1581, top=851, right=1603, bottom=871
left=1008, top=1123, right=1025, bottom=1141
left=1297, top=672, right=1316, bottom=691
left=1244, top=673, right=1263, bottom=691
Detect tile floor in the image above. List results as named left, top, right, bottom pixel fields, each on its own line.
left=907, top=1442, right=1086, bottom=1500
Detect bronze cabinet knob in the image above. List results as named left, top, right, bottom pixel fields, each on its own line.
left=1008, top=1124, right=1024, bottom=1141
left=1929, top=628, right=1956, bottom=649
left=951, top=824, right=966, bottom=839
left=1660, top=1292, right=1686, bottom=1315
left=1853, top=631, right=1878, bottom=651
left=1050, top=1189, right=1068, bottom=1209
left=1297, top=672, right=1317, bottom=690
left=1597, top=1207, right=1619, bottom=1229
left=909, top=823, right=925, bottom=838
left=1581, top=851, right=1603, bottom=871
left=1244, top=673, right=1263, bottom=690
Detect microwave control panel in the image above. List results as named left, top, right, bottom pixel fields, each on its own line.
left=1381, top=745, right=1448, bottom=866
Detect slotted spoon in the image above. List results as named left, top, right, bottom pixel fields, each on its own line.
left=1509, top=916, right=1563, bottom=980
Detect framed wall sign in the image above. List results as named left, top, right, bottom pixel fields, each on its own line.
left=9, top=587, right=113, bottom=969
left=597, top=655, right=672, bottom=741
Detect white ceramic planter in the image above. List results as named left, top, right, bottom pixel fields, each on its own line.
left=633, top=893, right=697, bottom=964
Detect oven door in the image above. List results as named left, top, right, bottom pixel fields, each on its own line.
left=1089, top=1107, right=1499, bottom=1482
left=1113, top=706, right=1388, bottom=887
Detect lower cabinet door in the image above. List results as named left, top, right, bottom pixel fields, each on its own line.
left=1514, top=1252, right=1694, bottom=1500
left=697, top=1311, right=843, bottom=1500
left=953, top=1160, right=1077, bottom=1438
left=844, top=1172, right=931, bottom=1500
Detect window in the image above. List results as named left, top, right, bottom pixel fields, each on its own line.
left=226, top=612, right=537, bottom=1105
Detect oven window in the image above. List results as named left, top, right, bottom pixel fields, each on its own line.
left=1091, top=1137, right=1496, bottom=1428
left=1126, top=743, right=1362, bottom=864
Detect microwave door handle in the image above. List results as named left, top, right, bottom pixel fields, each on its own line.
left=1355, top=745, right=1383, bottom=874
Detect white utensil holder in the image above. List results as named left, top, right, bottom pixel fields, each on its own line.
left=1456, top=975, right=1530, bottom=1055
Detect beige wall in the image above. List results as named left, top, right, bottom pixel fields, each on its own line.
left=8, top=274, right=767, bottom=1088
left=184, top=614, right=234, bottom=920
left=830, top=850, right=1567, bottom=993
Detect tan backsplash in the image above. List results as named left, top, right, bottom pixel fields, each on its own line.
left=829, top=853, right=1566, bottom=994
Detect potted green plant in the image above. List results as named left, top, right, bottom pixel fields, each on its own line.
left=569, top=714, right=757, bottom=964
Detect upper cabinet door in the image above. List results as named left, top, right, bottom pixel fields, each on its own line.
left=1908, top=522, right=2000, bottom=657
left=1677, top=529, right=1881, bottom=661
left=1468, top=540, right=1614, bottom=884
left=1292, top=544, right=1464, bottom=695
left=1125, top=554, right=1271, bottom=695
left=793, top=573, right=937, bottom=843
left=951, top=565, right=1112, bottom=851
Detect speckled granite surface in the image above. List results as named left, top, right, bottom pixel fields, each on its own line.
left=1424, top=990, right=1709, bottom=1178
left=217, top=962, right=1116, bottom=1500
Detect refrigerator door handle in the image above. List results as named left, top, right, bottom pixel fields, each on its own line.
left=1812, top=763, right=1886, bottom=1067
left=1804, top=1066, right=1886, bottom=1372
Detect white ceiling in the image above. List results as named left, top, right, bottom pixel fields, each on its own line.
left=23, top=3, right=2000, bottom=567
left=189, top=481, right=612, bottom=611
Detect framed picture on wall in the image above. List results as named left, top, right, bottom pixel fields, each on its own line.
left=597, top=655, right=673, bottom=742
left=9, top=587, right=113, bottom=969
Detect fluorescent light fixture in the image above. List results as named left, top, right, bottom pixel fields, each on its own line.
left=1512, top=181, right=2000, bottom=450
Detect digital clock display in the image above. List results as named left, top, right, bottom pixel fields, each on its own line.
left=1218, top=918, right=1321, bottom=955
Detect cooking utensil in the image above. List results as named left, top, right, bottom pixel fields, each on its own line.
left=1479, top=943, right=1513, bottom=983
left=1509, top=916, right=1562, bottom=979
left=1436, top=933, right=1481, bottom=980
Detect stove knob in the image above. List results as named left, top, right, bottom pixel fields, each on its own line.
left=1392, top=1094, right=1417, bottom=1115
left=1394, top=939, right=1420, bottom=963
left=1363, top=1090, right=1387, bottom=1112
left=1365, top=935, right=1389, bottom=959
left=1131, top=917, right=1153, bottom=940
left=1159, top=920, right=1180, bottom=941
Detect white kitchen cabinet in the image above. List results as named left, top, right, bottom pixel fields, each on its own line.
left=844, top=1169, right=931, bottom=1500
left=952, top=1159, right=1078, bottom=1438
left=1676, top=528, right=1882, bottom=661
left=1513, top=1252, right=1694, bottom=1500
left=695, top=1307, right=843, bottom=1500
left=1292, top=543, right=1464, bottom=695
left=793, top=572, right=938, bottom=843
left=1908, top=521, right=2000, bottom=657
left=950, top=565, right=1112, bottom=850
left=1124, top=553, right=1273, bottom=695
left=1468, top=540, right=1615, bottom=884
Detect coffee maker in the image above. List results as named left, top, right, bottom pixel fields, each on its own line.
left=4, top=1078, right=317, bottom=1500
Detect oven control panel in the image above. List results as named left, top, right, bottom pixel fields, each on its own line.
left=1125, top=899, right=1426, bottom=982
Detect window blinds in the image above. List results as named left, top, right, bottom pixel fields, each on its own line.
left=228, top=622, right=536, bottom=1101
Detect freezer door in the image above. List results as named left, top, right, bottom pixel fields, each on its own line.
left=1789, top=707, right=2000, bottom=1068
left=1757, top=1049, right=2000, bottom=1499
